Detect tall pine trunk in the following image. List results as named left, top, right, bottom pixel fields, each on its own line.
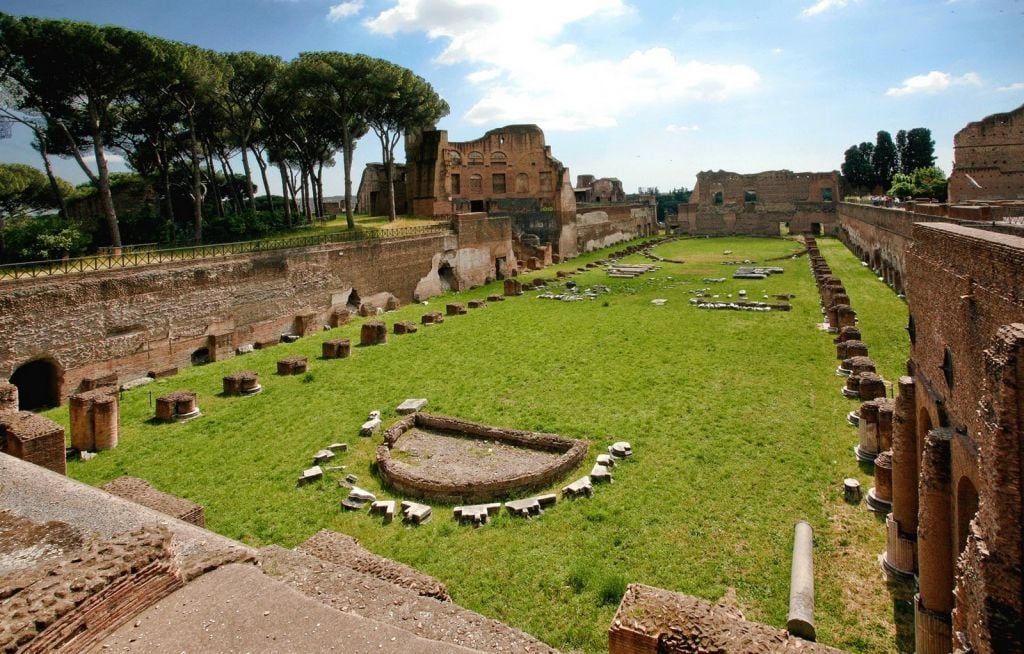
left=252, top=146, right=275, bottom=217
left=240, top=143, right=257, bottom=214
left=278, top=162, right=292, bottom=228
left=342, top=124, right=355, bottom=229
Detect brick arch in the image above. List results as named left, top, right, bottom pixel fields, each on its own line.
left=955, top=475, right=979, bottom=555
left=10, top=357, right=64, bottom=410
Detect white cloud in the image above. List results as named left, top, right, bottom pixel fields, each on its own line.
left=364, top=0, right=759, bottom=130
left=771, top=47, right=784, bottom=55
left=885, top=70, right=982, bottom=97
left=666, top=124, right=699, bottom=133
left=801, top=0, right=852, bottom=17
left=466, top=68, right=501, bottom=84
left=997, top=82, right=1024, bottom=92
left=328, top=0, right=364, bottom=21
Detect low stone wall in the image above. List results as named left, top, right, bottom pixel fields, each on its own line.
left=676, top=201, right=837, bottom=236
left=376, top=413, right=588, bottom=503
left=0, top=410, right=65, bottom=475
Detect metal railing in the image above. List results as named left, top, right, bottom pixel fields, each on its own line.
left=0, top=223, right=450, bottom=281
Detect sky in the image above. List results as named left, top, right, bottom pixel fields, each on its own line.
left=2, top=0, right=1024, bottom=196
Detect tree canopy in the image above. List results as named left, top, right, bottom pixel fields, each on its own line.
left=841, top=126, right=936, bottom=193
left=0, top=12, right=450, bottom=250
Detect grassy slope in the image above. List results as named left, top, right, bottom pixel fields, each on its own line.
left=51, top=235, right=907, bottom=653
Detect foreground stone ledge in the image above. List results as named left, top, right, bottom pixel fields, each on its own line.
left=609, top=583, right=846, bottom=653
left=101, top=476, right=205, bottom=527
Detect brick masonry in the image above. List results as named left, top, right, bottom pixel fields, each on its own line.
left=0, top=228, right=512, bottom=403
left=948, top=103, right=1024, bottom=203
left=673, top=169, right=840, bottom=236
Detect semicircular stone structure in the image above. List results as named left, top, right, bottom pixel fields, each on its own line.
left=376, top=413, right=588, bottom=503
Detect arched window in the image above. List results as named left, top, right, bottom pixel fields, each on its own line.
left=490, top=151, right=507, bottom=165
left=468, top=151, right=483, bottom=165
left=516, top=173, right=529, bottom=193
left=469, top=174, right=482, bottom=193
left=449, top=150, right=462, bottom=165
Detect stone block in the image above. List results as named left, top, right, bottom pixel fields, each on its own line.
left=590, top=463, right=613, bottom=483
left=360, top=320, right=387, bottom=346
left=401, top=500, right=432, bottom=524
left=147, top=367, right=178, bottom=380
left=298, top=465, right=323, bottom=485
left=446, top=303, right=467, bottom=316
left=101, top=476, right=205, bottom=527
left=562, top=475, right=593, bottom=499
left=81, top=373, right=118, bottom=391
left=609, top=441, right=633, bottom=458
left=421, top=311, right=444, bottom=325
left=505, top=497, right=543, bottom=518
left=454, top=502, right=501, bottom=526
left=486, top=294, right=504, bottom=302
left=277, top=356, right=308, bottom=375
left=503, top=279, right=523, bottom=296
left=396, top=398, right=428, bottom=415
left=393, top=321, right=418, bottom=335
left=843, top=478, right=862, bottom=504
left=313, top=449, right=334, bottom=465
left=596, top=453, right=616, bottom=468
left=468, top=299, right=487, bottom=309
left=293, top=312, right=319, bottom=337
left=327, top=442, right=347, bottom=452
left=370, top=500, right=396, bottom=523
left=360, top=410, right=382, bottom=436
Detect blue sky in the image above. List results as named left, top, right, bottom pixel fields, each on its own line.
left=2, top=0, right=1023, bottom=196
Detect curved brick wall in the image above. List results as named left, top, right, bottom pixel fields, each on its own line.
left=376, top=413, right=588, bottom=503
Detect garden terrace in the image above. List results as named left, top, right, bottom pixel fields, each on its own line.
left=47, top=235, right=908, bottom=654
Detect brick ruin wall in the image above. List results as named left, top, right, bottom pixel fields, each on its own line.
left=903, top=224, right=1024, bottom=652
left=948, top=103, right=1024, bottom=203
left=506, top=201, right=658, bottom=260
left=837, top=201, right=1024, bottom=295
left=674, top=169, right=840, bottom=236
left=0, top=229, right=507, bottom=402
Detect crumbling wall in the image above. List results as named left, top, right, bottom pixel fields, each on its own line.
left=948, top=103, right=1024, bottom=203
left=576, top=202, right=658, bottom=253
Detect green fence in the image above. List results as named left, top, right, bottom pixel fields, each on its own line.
left=0, top=223, right=450, bottom=282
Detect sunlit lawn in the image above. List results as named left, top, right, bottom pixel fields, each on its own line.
left=51, top=234, right=907, bottom=653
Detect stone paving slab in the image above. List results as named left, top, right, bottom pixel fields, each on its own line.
left=98, top=563, right=482, bottom=654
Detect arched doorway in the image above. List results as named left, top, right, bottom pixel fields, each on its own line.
left=10, top=359, right=61, bottom=410
left=956, top=476, right=979, bottom=554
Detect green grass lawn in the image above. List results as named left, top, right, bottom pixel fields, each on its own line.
left=50, top=234, right=907, bottom=653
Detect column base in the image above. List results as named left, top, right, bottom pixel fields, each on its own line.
left=883, top=514, right=916, bottom=580
left=915, top=594, right=952, bottom=654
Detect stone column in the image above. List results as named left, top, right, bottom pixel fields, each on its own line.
left=856, top=400, right=879, bottom=462
left=885, top=376, right=918, bottom=578
left=93, top=394, right=119, bottom=450
left=868, top=451, right=892, bottom=512
left=69, top=392, right=96, bottom=452
left=915, top=427, right=954, bottom=654
left=787, top=521, right=816, bottom=641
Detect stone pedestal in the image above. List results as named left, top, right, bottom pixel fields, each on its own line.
left=887, top=377, right=918, bottom=577
left=360, top=321, right=387, bottom=345
left=421, top=312, right=444, bottom=325
left=322, top=339, right=351, bottom=359
left=468, top=299, right=487, bottom=309
left=883, top=514, right=917, bottom=578
left=277, top=356, right=308, bottom=375
left=915, top=594, right=953, bottom=654
left=155, top=391, right=200, bottom=422
left=867, top=450, right=893, bottom=512
left=445, top=303, right=467, bottom=316
left=293, top=312, right=319, bottom=337
left=504, top=279, right=523, bottom=296
left=223, top=371, right=261, bottom=396
left=858, top=373, right=886, bottom=401
left=837, top=339, right=869, bottom=360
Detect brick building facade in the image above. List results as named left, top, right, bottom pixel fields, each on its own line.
left=404, top=124, right=576, bottom=218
